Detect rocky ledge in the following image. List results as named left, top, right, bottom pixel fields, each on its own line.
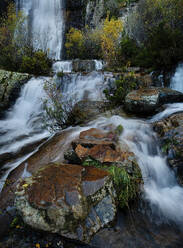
left=153, top=112, right=183, bottom=184
left=0, top=69, right=30, bottom=116
left=125, top=87, right=183, bottom=115
left=15, top=163, right=116, bottom=243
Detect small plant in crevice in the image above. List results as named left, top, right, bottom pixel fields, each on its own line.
left=82, top=157, right=142, bottom=208
left=104, top=73, right=138, bottom=106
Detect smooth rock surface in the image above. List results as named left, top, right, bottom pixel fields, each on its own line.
left=15, top=163, right=117, bottom=243
left=125, top=87, right=183, bottom=115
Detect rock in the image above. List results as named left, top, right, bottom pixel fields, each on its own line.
left=75, top=144, right=123, bottom=163
left=125, top=88, right=159, bottom=114
left=66, top=128, right=138, bottom=174
left=125, top=87, right=183, bottom=115
left=72, top=60, right=96, bottom=72
left=159, top=88, right=183, bottom=104
left=71, top=100, right=108, bottom=124
left=153, top=112, right=183, bottom=184
left=15, top=163, right=117, bottom=243
left=0, top=69, right=30, bottom=116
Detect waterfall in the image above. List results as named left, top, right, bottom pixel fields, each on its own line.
left=16, top=0, right=65, bottom=60
left=150, top=64, right=183, bottom=121
left=0, top=77, right=49, bottom=155
left=88, top=115, right=183, bottom=227
left=170, top=64, right=183, bottom=93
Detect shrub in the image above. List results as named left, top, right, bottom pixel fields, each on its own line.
left=104, top=73, right=138, bottom=106
left=100, top=14, right=123, bottom=66
left=126, top=0, right=183, bottom=44
left=136, top=24, right=183, bottom=71
left=65, top=16, right=123, bottom=65
left=119, top=35, right=139, bottom=66
left=65, top=28, right=85, bottom=59
left=0, top=3, right=51, bottom=75
left=20, top=50, right=52, bottom=75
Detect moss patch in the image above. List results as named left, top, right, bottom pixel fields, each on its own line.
left=82, top=157, right=142, bottom=208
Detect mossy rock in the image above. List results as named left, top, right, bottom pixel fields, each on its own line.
left=0, top=69, right=31, bottom=116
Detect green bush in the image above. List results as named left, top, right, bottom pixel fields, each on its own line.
left=135, top=24, right=183, bottom=71
left=119, top=36, right=139, bottom=66
left=104, top=73, right=138, bottom=106
left=0, top=3, right=51, bottom=75
left=20, top=50, right=52, bottom=75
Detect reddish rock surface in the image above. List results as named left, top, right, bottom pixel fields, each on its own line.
left=15, top=163, right=116, bottom=243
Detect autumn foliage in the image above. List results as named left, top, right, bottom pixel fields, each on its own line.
left=65, top=16, right=123, bottom=66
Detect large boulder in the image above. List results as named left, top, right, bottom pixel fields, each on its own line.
left=15, top=163, right=117, bottom=243
left=70, top=101, right=108, bottom=124
left=125, top=87, right=183, bottom=115
left=0, top=70, right=30, bottom=116
left=153, top=112, right=183, bottom=184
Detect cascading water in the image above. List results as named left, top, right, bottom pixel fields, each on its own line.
left=16, top=0, right=65, bottom=60
left=150, top=64, right=183, bottom=121
left=87, top=115, right=183, bottom=227
left=0, top=77, right=50, bottom=189
left=170, top=64, right=183, bottom=93
left=59, top=71, right=113, bottom=103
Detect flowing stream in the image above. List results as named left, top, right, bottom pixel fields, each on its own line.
left=1, top=0, right=183, bottom=240
left=16, top=0, right=65, bottom=60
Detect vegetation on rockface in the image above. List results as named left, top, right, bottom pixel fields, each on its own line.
left=100, top=14, right=123, bottom=66
left=65, top=15, right=123, bottom=66
left=66, top=0, right=183, bottom=74
left=82, top=157, right=142, bottom=208
left=0, top=3, right=51, bottom=75
left=126, top=0, right=183, bottom=44
left=124, top=0, right=183, bottom=72
left=104, top=73, right=139, bottom=106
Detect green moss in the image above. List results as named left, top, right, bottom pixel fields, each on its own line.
left=82, top=157, right=142, bottom=208
left=56, top=71, right=64, bottom=78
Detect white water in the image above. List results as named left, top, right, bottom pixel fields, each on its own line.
left=52, top=61, right=73, bottom=73
left=170, top=64, right=183, bottom=93
left=16, top=0, right=64, bottom=60
left=0, top=77, right=49, bottom=155
left=87, top=115, right=183, bottom=227
left=60, top=71, right=113, bottom=102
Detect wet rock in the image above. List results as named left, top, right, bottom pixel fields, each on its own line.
left=66, top=128, right=138, bottom=175
left=125, top=88, right=159, bottom=114
left=0, top=130, right=74, bottom=210
left=153, top=112, right=183, bottom=184
left=72, top=60, right=96, bottom=72
left=15, top=163, right=116, bottom=243
left=0, top=69, right=30, bottom=116
left=71, top=101, right=108, bottom=124
left=125, top=87, right=183, bottom=115
left=75, top=144, right=123, bottom=163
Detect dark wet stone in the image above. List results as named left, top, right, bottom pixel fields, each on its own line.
left=15, top=163, right=116, bottom=243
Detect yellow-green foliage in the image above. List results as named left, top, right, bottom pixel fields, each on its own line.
left=65, top=27, right=85, bottom=58
left=0, top=3, right=51, bottom=75
left=100, top=14, right=123, bottom=66
left=65, top=16, right=123, bottom=64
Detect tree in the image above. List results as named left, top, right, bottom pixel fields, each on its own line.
left=100, top=14, right=123, bottom=66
